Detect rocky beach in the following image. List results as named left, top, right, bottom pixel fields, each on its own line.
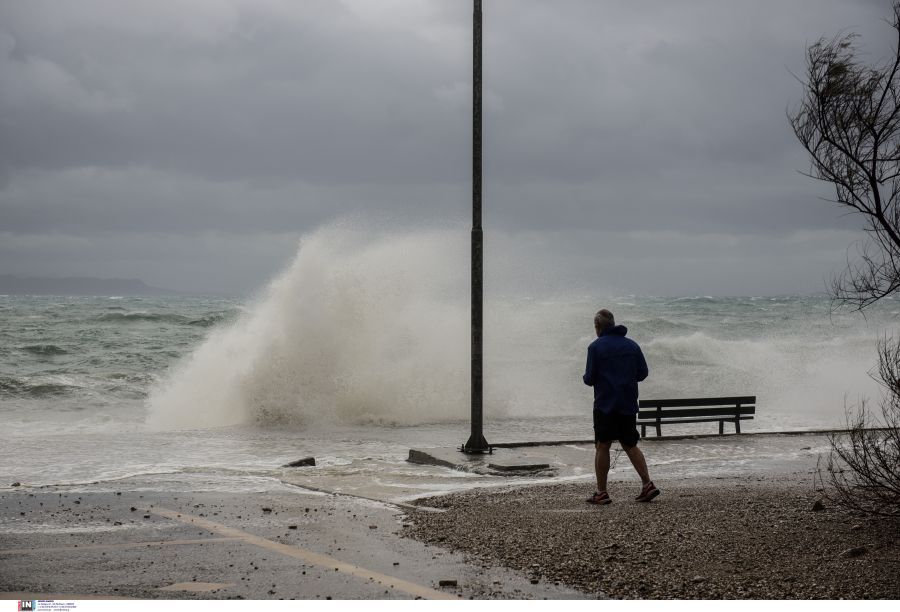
left=403, top=476, right=900, bottom=599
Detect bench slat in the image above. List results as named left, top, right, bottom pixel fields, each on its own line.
left=639, top=396, right=755, bottom=408
left=638, top=416, right=755, bottom=424
left=638, top=406, right=755, bottom=420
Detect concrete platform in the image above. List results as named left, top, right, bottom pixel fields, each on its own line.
left=0, top=485, right=587, bottom=600
left=407, top=447, right=555, bottom=475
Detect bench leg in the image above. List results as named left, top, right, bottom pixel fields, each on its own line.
left=735, top=419, right=741, bottom=434
left=641, top=424, right=646, bottom=438
left=655, top=423, right=661, bottom=437
left=718, top=420, right=724, bottom=435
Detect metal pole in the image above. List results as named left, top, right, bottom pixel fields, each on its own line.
left=463, top=0, right=490, bottom=453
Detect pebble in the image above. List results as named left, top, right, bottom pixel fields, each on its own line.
left=403, top=481, right=900, bottom=599
left=283, top=457, right=316, bottom=468
left=839, top=546, right=868, bottom=559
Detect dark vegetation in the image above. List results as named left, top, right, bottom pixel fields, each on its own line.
left=791, top=2, right=900, bottom=518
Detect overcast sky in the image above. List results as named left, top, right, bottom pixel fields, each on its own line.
left=0, top=0, right=895, bottom=295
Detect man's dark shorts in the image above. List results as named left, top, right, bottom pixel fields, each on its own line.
left=593, top=410, right=640, bottom=447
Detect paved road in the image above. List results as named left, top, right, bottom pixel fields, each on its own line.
left=0, top=482, right=588, bottom=600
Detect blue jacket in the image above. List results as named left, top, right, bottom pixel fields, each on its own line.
left=583, top=325, right=649, bottom=415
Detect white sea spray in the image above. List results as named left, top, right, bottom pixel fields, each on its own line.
left=147, top=226, right=472, bottom=429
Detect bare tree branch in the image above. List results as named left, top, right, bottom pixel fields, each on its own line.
left=796, top=4, right=900, bottom=520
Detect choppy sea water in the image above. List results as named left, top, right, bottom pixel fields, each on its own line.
left=0, top=290, right=894, bottom=499
left=1, top=230, right=897, bottom=498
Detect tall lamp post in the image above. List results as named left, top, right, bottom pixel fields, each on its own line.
left=463, top=0, right=490, bottom=453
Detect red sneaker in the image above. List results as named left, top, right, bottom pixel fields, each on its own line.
left=586, top=491, right=612, bottom=505
left=635, top=481, right=660, bottom=502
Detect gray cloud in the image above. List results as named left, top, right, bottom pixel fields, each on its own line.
left=0, top=0, right=894, bottom=294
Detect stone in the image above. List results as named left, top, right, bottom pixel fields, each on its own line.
left=812, top=499, right=825, bottom=512
left=488, top=462, right=551, bottom=473
left=11, top=482, right=20, bottom=487
left=438, top=579, right=458, bottom=587
left=839, top=546, right=867, bottom=559
left=282, top=457, right=315, bottom=468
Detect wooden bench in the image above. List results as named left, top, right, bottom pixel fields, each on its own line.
left=637, top=396, right=756, bottom=437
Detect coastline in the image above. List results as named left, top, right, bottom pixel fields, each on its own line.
left=2, top=433, right=898, bottom=599
left=402, top=474, right=900, bottom=599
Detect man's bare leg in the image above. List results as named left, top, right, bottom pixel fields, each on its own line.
left=594, top=442, right=611, bottom=491
left=623, top=444, right=651, bottom=485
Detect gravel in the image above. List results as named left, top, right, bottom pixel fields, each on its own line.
left=402, top=477, right=900, bottom=599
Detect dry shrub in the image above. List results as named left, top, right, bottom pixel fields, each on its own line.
left=823, top=336, right=900, bottom=518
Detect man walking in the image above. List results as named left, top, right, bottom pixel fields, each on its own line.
left=583, top=309, right=659, bottom=504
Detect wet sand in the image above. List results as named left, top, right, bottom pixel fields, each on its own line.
left=403, top=474, right=900, bottom=599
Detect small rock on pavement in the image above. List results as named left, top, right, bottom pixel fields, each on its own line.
left=438, top=579, right=458, bottom=588
left=11, top=482, right=20, bottom=487
left=840, top=546, right=868, bottom=559
left=282, top=457, right=316, bottom=468
left=691, top=575, right=705, bottom=583
left=812, top=499, right=825, bottom=512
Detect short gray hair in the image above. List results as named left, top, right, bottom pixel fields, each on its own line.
left=594, top=309, right=615, bottom=331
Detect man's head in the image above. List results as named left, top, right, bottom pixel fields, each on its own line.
left=594, top=309, right=615, bottom=336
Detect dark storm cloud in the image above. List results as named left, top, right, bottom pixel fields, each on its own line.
left=0, top=0, right=469, bottom=184
left=0, top=0, right=894, bottom=293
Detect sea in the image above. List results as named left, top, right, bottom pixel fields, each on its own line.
left=2, top=230, right=897, bottom=501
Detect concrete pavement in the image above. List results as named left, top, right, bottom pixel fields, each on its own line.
left=0, top=483, right=588, bottom=600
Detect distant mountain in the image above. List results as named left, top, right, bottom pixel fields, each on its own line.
left=0, top=275, right=178, bottom=296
